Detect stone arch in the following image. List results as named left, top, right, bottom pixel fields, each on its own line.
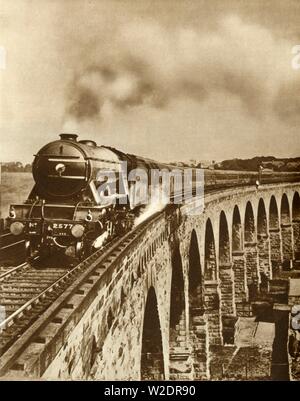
left=257, top=198, right=268, bottom=235
left=232, top=205, right=243, bottom=252
left=232, top=205, right=247, bottom=308
left=204, top=218, right=217, bottom=281
left=219, top=211, right=230, bottom=264
left=219, top=211, right=235, bottom=343
left=169, top=244, right=188, bottom=380
left=281, top=193, right=293, bottom=269
left=188, top=230, right=203, bottom=312
left=188, top=230, right=206, bottom=379
left=269, top=196, right=279, bottom=229
left=281, top=193, right=291, bottom=224
left=292, top=192, right=300, bottom=260
left=269, top=195, right=281, bottom=273
left=141, top=287, right=165, bottom=380
left=244, top=201, right=256, bottom=242
left=244, top=201, right=260, bottom=297
left=204, top=218, right=221, bottom=346
left=292, top=192, right=300, bottom=220
left=257, top=199, right=271, bottom=286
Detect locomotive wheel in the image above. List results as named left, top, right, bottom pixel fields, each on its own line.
left=25, top=240, right=38, bottom=259
left=76, top=241, right=93, bottom=261
left=25, top=241, right=33, bottom=258
left=75, top=241, right=84, bottom=260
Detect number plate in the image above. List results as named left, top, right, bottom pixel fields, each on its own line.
left=51, top=222, right=74, bottom=236
left=27, top=221, right=42, bottom=235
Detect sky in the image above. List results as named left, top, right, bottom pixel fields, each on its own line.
left=1, top=0, right=300, bottom=163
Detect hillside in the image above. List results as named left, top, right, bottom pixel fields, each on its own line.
left=215, top=156, right=300, bottom=172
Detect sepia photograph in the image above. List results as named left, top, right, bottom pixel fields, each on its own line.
left=0, top=0, right=300, bottom=387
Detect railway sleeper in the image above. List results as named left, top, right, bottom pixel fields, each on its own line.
left=10, top=342, right=45, bottom=373
left=52, top=308, right=74, bottom=325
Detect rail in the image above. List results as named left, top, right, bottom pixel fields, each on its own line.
left=0, top=262, right=29, bottom=281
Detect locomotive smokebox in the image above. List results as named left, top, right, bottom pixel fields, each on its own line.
left=59, top=133, right=78, bottom=141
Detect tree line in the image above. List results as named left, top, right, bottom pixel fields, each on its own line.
left=1, top=162, right=32, bottom=172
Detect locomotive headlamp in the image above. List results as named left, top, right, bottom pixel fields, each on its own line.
left=10, top=221, right=24, bottom=235
left=55, top=163, right=66, bottom=176
left=71, top=224, right=85, bottom=238
left=9, top=206, right=16, bottom=219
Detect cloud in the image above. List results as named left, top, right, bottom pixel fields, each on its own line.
left=273, top=79, right=300, bottom=125
left=64, top=14, right=299, bottom=125
left=1, top=1, right=299, bottom=162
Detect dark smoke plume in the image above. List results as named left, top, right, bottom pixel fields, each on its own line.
left=63, top=15, right=300, bottom=125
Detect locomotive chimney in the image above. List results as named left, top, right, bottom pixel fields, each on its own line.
left=59, top=133, right=78, bottom=142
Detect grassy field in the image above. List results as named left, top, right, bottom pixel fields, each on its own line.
left=0, top=172, right=34, bottom=218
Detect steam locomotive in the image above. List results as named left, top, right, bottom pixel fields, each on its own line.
left=7, top=133, right=185, bottom=259
left=6, top=133, right=300, bottom=260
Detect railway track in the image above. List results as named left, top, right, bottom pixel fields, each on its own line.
left=0, top=261, right=67, bottom=354
left=0, top=230, right=127, bottom=360
left=0, top=231, right=25, bottom=264
left=0, top=210, right=163, bottom=377
left=0, top=262, right=29, bottom=280
left=0, top=231, right=23, bottom=248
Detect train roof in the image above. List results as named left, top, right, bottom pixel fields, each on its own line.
left=103, top=146, right=176, bottom=170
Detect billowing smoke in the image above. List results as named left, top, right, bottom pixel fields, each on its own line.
left=134, top=190, right=169, bottom=227
left=63, top=15, right=300, bottom=126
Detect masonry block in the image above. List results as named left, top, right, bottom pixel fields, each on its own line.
left=189, top=312, right=208, bottom=380
left=244, top=242, right=260, bottom=298
left=204, top=281, right=222, bottom=346
left=232, top=251, right=248, bottom=305
left=219, top=263, right=235, bottom=315
left=281, top=224, right=293, bottom=269
left=269, top=228, right=282, bottom=276
left=293, top=219, right=300, bottom=258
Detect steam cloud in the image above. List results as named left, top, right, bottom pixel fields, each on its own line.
left=64, top=15, right=300, bottom=126
left=134, top=190, right=169, bottom=227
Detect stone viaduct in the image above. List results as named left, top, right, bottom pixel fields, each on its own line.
left=12, top=182, right=300, bottom=380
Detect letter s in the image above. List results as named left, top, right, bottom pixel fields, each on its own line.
left=291, top=45, right=300, bottom=70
